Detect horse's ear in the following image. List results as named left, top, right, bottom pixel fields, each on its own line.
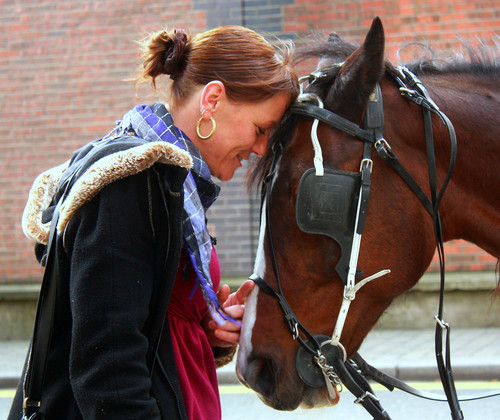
left=326, top=17, right=385, bottom=119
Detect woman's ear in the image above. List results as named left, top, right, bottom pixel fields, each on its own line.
left=200, top=81, right=225, bottom=116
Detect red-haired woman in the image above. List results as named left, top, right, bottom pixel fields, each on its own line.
left=10, top=26, right=298, bottom=420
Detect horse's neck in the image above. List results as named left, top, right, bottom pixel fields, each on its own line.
left=430, top=76, right=500, bottom=258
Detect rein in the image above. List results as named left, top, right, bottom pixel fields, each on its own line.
left=251, top=66, right=499, bottom=420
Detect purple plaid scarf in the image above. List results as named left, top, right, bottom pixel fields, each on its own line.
left=114, top=103, right=233, bottom=325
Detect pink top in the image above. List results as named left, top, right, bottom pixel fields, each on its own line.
left=167, top=247, right=222, bottom=420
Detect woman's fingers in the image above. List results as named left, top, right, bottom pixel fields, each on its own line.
left=222, top=279, right=255, bottom=307
left=208, top=281, right=255, bottom=347
left=217, top=284, right=231, bottom=305
left=208, top=305, right=244, bottom=330
left=213, top=328, right=240, bottom=346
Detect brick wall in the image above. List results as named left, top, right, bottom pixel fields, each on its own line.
left=1, top=1, right=204, bottom=283
left=1, top=0, right=498, bottom=283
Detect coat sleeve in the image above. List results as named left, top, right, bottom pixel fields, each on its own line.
left=64, top=170, right=163, bottom=419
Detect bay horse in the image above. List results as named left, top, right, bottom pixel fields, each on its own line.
left=236, top=17, right=500, bottom=419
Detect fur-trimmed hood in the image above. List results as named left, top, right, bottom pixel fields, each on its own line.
left=22, top=138, right=192, bottom=245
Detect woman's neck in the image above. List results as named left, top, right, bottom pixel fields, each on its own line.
left=169, top=92, right=203, bottom=147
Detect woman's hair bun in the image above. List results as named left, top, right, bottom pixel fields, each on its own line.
left=163, top=28, right=189, bottom=80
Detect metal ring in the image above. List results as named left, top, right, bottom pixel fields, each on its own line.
left=297, top=93, right=324, bottom=109
left=319, top=338, right=347, bottom=362
left=196, top=116, right=216, bottom=140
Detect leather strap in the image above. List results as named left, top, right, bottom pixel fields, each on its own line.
left=331, top=353, right=392, bottom=419
left=374, top=141, right=434, bottom=215
left=23, top=198, right=62, bottom=417
left=290, top=103, right=374, bottom=143
left=397, top=67, right=463, bottom=420
left=250, top=275, right=321, bottom=356
left=352, top=353, right=500, bottom=402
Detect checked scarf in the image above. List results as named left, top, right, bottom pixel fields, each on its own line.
left=115, top=103, right=230, bottom=325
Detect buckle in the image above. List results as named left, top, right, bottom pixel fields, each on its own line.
left=354, top=391, right=380, bottom=405
left=360, top=158, right=373, bottom=173
left=292, top=322, right=299, bottom=340
left=375, top=138, right=391, bottom=151
left=435, top=315, right=450, bottom=330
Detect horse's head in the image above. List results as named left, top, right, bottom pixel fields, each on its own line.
left=236, top=17, right=440, bottom=410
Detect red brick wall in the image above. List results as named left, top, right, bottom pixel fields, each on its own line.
left=428, top=240, right=498, bottom=272
left=1, top=1, right=204, bottom=283
left=1, top=0, right=498, bottom=283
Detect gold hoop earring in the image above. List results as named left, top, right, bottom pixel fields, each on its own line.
left=196, top=115, right=216, bottom=140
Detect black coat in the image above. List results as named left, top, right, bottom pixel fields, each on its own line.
left=9, top=136, right=196, bottom=419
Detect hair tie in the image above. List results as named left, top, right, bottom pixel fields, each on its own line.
left=164, top=28, right=188, bottom=80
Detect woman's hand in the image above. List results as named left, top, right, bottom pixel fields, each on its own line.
left=203, top=280, right=254, bottom=348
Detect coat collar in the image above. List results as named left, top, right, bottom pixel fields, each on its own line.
left=22, top=138, right=192, bottom=245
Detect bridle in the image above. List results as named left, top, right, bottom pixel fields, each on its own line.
left=250, top=65, right=499, bottom=420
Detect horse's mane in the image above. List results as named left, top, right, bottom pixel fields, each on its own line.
left=402, top=40, right=500, bottom=77
left=246, top=34, right=500, bottom=191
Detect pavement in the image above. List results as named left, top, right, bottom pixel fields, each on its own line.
left=1, top=328, right=499, bottom=389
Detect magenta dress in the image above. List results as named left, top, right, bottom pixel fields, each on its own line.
left=167, top=247, right=222, bottom=420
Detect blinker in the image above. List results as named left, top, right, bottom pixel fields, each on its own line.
left=296, top=168, right=361, bottom=284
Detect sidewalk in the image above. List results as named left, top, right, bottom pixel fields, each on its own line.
left=1, top=328, right=499, bottom=389
left=218, top=328, right=500, bottom=384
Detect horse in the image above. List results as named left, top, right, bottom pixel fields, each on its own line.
left=235, top=17, right=500, bottom=418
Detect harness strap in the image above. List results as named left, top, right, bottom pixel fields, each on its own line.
left=23, top=197, right=63, bottom=417
left=374, top=141, right=434, bottom=215
left=290, top=102, right=374, bottom=143
left=352, top=353, right=500, bottom=402
left=250, top=275, right=322, bottom=356
left=258, top=145, right=330, bottom=357
left=331, top=353, right=392, bottom=420
left=396, top=66, right=463, bottom=420
left=393, top=66, right=458, bottom=214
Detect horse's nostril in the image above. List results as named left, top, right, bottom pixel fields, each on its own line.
left=246, top=357, right=277, bottom=398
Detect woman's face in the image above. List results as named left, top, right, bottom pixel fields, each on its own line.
left=199, top=93, right=291, bottom=181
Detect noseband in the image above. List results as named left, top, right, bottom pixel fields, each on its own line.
left=251, top=66, right=499, bottom=420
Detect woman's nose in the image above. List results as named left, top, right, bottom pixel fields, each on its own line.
left=252, top=136, right=268, bottom=157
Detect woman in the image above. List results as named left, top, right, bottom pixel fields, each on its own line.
left=9, top=26, right=298, bottom=419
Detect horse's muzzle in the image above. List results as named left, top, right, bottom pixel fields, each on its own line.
left=237, top=352, right=340, bottom=410
left=237, top=353, right=304, bottom=410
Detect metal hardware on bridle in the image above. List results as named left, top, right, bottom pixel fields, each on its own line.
left=251, top=65, right=499, bottom=420
left=293, top=333, right=346, bottom=401
left=314, top=348, right=343, bottom=399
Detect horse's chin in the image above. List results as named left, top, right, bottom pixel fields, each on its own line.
left=254, top=388, right=302, bottom=411
left=301, top=386, right=341, bottom=408
left=255, top=385, right=340, bottom=411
